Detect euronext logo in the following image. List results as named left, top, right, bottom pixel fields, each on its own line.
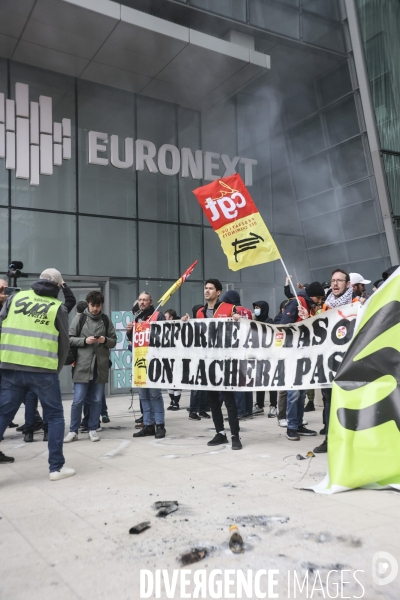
left=0, top=83, right=72, bottom=186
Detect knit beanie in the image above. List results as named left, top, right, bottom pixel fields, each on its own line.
left=40, top=268, right=63, bottom=285
left=306, top=281, right=325, bottom=297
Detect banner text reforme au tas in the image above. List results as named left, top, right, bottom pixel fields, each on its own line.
left=133, top=304, right=359, bottom=391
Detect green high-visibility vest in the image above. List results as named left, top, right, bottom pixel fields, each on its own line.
left=0, top=289, right=62, bottom=370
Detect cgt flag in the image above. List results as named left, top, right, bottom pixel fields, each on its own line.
left=312, top=268, right=400, bottom=494
left=193, top=174, right=280, bottom=271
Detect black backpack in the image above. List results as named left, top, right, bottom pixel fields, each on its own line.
left=65, top=313, right=110, bottom=366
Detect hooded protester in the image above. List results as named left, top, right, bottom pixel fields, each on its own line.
left=252, top=300, right=276, bottom=417
left=382, top=265, right=400, bottom=280
left=253, top=300, right=273, bottom=324
left=220, top=290, right=252, bottom=319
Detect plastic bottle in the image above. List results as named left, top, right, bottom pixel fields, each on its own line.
left=229, top=524, right=244, bottom=553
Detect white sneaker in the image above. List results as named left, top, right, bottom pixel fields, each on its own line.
left=64, top=432, right=78, bottom=443
left=278, top=418, right=287, bottom=427
left=50, top=466, right=76, bottom=481
left=268, top=406, right=277, bottom=417
left=252, top=404, right=264, bottom=415
left=96, top=426, right=102, bottom=432
left=88, top=430, right=100, bottom=442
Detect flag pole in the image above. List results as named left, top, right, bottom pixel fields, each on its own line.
left=280, top=258, right=301, bottom=307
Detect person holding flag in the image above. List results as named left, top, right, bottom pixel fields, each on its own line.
left=127, top=292, right=166, bottom=440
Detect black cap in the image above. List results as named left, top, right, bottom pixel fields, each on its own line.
left=307, top=281, right=325, bottom=297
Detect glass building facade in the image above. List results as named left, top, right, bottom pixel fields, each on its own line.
left=0, top=0, right=397, bottom=394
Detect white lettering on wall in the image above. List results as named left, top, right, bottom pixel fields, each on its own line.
left=88, top=133, right=257, bottom=186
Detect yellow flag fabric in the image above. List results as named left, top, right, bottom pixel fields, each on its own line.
left=193, top=174, right=280, bottom=271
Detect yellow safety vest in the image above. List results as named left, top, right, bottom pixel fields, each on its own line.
left=0, top=289, right=61, bottom=370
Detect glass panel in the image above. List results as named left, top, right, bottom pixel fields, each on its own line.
left=357, top=0, right=400, bottom=154
left=249, top=0, right=300, bottom=38
left=340, top=200, right=379, bottom=240
left=284, top=85, right=318, bottom=128
left=78, top=80, right=136, bottom=218
left=298, top=189, right=337, bottom=220
left=308, top=242, right=348, bottom=269
left=383, top=154, right=400, bottom=216
left=336, top=179, right=372, bottom=207
left=318, top=62, right=352, bottom=107
left=302, top=12, right=345, bottom=52
left=324, top=96, right=360, bottom=146
left=190, top=0, right=246, bottom=20
left=10, top=62, right=76, bottom=212
left=179, top=225, right=203, bottom=276
left=302, top=0, right=340, bottom=21
left=181, top=280, right=205, bottom=318
left=0, top=207, right=9, bottom=272
left=346, top=234, right=386, bottom=262
left=302, top=210, right=344, bottom=248
left=11, top=210, right=76, bottom=274
left=178, top=108, right=203, bottom=225
left=292, top=153, right=332, bottom=199
left=0, top=58, right=7, bottom=207
left=137, top=96, right=178, bottom=222
left=330, top=137, right=368, bottom=186
left=287, top=115, right=325, bottom=162
left=138, top=222, right=179, bottom=279
left=110, top=279, right=138, bottom=394
left=79, top=216, right=137, bottom=277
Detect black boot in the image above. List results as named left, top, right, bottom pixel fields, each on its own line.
left=24, top=432, right=34, bottom=442
left=133, top=425, right=155, bottom=438
left=167, top=394, right=180, bottom=411
left=43, top=430, right=48, bottom=442
left=304, top=400, right=315, bottom=412
left=155, top=424, right=166, bottom=439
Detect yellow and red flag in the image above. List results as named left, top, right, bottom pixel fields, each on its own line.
left=157, top=259, right=198, bottom=307
left=193, top=174, right=280, bottom=271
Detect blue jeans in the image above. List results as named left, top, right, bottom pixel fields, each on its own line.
left=70, top=381, right=105, bottom=433
left=234, top=392, right=253, bottom=417
left=24, top=391, right=48, bottom=433
left=138, top=388, right=164, bottom=426
left=81, top=390, right=108, bottom=427
left=0, top=370, right=65, bottom=472
left=286, top=389, right=306, bottom=430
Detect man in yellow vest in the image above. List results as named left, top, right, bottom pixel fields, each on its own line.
left=0, top=268, right=75, bottom=480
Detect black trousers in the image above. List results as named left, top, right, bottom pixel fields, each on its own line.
left=322, top=388, right=332, bottom=437
left=256, top=390, right=277, bottom=408
left=208, top=391, right=239, bottom=437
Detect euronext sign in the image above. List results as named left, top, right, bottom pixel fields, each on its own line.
left=1, top=82, right=257, bottom=186
left=88, top=132, right=257, bottom=186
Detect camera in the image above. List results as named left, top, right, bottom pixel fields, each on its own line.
left=7, top=261, right=28, bottom=288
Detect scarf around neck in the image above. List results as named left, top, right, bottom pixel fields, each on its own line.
left=325, top=285, right=353, bottom=309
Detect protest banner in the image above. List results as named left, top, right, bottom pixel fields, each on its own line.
left=133, top=304, right=359, bottom=391
left=312, top=268, right=400, bottom=494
